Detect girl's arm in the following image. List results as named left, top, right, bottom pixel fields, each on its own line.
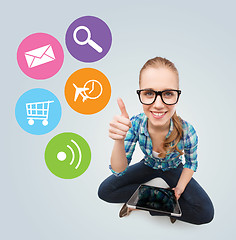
left=174, top=168, right=194, bottom=199
left=174, top=121, right=198, bottom=199
left=110, top=140, right=128, bottom=173
left=109, top=98, right=131, bottom=173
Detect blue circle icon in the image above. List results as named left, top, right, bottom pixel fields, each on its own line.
left=15, top=88, right=61, bottom=135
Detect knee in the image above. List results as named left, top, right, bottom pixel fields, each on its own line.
left=195, top=200, right=215, bottom=225
left=201, top=203, right=214, bottom=224
left=97, top=178, right=118, bottom=203
left=97, top=181, right=110, bottom=202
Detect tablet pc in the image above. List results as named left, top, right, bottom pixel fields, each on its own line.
left=126, top=184, right=182, bottom=217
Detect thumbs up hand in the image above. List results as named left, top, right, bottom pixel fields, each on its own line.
left=109, top=98, right=132, bottom=140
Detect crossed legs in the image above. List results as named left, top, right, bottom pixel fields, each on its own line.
left=98, top=160, right=214, bottom=225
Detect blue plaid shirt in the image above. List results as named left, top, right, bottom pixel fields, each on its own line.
left=110, top=113, right=198, bottom=176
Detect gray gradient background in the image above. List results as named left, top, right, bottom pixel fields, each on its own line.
left=2, top=0, right=235, bottom=239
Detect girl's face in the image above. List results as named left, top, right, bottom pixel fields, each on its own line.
left=139, top=67, right=179, bottom=130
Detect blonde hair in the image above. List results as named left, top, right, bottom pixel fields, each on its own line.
left=139, top=57, right=183, bottom=158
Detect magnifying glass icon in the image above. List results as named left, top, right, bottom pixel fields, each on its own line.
left=73, top=26, right=103, bottom=53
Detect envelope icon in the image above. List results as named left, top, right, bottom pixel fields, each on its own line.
left=24, top=44, right=56, bottom=68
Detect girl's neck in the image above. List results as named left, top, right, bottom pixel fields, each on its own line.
left=147, top=119, right=170, bottom=135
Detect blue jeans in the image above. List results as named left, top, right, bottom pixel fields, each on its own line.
left=98, top=160, right=214, bottom=225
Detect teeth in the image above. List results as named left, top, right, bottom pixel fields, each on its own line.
left=152, top=112, right=165, bottom=116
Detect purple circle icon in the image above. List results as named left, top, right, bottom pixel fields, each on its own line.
left=65, top=16, right=112, bottom=63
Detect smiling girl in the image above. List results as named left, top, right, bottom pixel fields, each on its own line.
left=98, top=57, right=214, bottom=225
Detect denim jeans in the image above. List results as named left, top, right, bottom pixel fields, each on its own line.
left=98, top=160, right=214, bottom=225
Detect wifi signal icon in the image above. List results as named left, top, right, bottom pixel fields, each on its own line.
left=45, top=132, right=91, bottom=179
left=57, top=139, right=82, bottom=169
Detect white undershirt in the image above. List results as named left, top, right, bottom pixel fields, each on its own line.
left=152, top=150, right=160, bottom=158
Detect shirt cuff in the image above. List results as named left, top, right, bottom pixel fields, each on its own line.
left=109, top=165, right=129, bottom=177
left=183, top=162, right=198, bottom=172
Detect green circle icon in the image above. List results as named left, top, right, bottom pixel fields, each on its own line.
left=45, top=132, right=91, bottom=179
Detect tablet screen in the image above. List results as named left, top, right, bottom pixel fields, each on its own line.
left=127, top=185, right=181, bottom=216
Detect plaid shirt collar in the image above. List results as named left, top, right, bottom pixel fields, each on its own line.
left=140, top=114, right=174, bottom=138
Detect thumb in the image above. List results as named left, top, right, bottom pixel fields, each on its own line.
left=117, top=98, right=129, bottom=119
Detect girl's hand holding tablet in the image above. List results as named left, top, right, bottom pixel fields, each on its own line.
left=172, top=187, right=184, bottom=200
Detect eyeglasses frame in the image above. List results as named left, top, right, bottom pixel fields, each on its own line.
left=136, top=89, right=182, bottom=105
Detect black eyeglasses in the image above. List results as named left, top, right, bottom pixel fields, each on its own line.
left=136, top=89, right=181, bottom=105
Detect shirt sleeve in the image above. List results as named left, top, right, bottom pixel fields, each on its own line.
left=183, top=122, right=198, bottom=172
left=109, top=115, right=139, bottom=177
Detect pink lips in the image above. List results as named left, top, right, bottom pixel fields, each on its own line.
left=151, top=111, right=167, bottom=119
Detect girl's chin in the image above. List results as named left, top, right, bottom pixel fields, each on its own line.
left=149, top=120, right=166, bottom=128
left=147, top=113, right=170, bottom=128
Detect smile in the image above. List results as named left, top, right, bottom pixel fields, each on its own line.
left=151, top=111, right=167, bottom=119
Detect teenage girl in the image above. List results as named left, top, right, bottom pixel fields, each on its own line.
left=98, top=57, right=214, bottom=225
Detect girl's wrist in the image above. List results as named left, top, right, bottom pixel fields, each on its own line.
left=175, top=184, right=185, bottom=194
left=115, top=139, right=125, bottom=144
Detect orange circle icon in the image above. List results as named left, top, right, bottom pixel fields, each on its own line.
left=65, top=68, right=111, bottom=114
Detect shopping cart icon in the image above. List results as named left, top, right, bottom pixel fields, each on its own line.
left=26, top=100, right=54, bottom=126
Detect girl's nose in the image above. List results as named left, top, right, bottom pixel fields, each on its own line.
left=153, top=95, right=165, bottom=108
